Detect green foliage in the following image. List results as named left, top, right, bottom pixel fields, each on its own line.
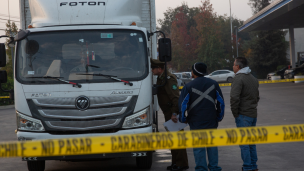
left=157, top=2, right=200, bottom=36
left=245, top=30, right=288, bottom=78
left=295, top=72, right=304, bottom=76
left=277, top=65, right=286, bottom=71
left=158, top=1, right=250, bottom=73
left=159, top=0, right=288, bottom=77
left=0, top=21, right=18, bottom=106
left=248, top=0, right=270, bottom=14
left=217, top=15, right=250, bottom=69
left=0, top=76, right=14, bottom=105
left=243, top=0, right=289, bottom=78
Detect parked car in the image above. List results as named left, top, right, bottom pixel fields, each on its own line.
left=176, top=76, right=183, bottom=87
left=173, top=72, right=192, bottom=85
left=182, top=72, right=192, bottom=78
left=205, top=70, right=235, bottom=83
left=284, top=64, right=304, bottom=79
left=267, top=66, right=288, bottom=80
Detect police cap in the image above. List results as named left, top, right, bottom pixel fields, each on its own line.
left=150, top=58, right=165, bottom=68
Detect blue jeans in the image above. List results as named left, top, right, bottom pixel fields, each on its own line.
left=235, top=115, right=258, bottom=171
left=192, top=147, right=222, bottom=171
left=189, top=123, right=222, bottom=171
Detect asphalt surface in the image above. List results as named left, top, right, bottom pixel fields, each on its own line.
left=0, top=82, right=304, bottom=171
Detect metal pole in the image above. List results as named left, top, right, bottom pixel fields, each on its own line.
left=230, top=0, right=232, bottom=41
left=289, top=26, right=296, bottom=68
left=8, top=0, right=14, bottom=71
left=8, top=0, right=10, bottom=21
left=235, top=26, right=238, bottom=57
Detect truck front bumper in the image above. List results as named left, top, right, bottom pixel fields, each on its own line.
left=18, top=126, right=153, bottom=161
left=17, top=126, right=152, bottom=141
left=22, top=152, right=151, bottom=161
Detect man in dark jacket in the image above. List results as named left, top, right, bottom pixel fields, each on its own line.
left=230, top=57, right=260, bottom=171
left=178, top=63, right=225, bottom=171
left=151, top=59, right=189, bottom=171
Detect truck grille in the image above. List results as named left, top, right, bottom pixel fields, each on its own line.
left=33, top=96, right=132, bottom=108
left=28, top=96, right=137, bottom=131
left=38, top=107, right=127, bottom=119
left=45, top=119, right=121, bottom=131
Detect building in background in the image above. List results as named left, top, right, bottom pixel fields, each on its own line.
left=285, top=28, right=304, bottom=65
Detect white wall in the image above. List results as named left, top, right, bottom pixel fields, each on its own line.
left=285, top=28, right=304, bottom=63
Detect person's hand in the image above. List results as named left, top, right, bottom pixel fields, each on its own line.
left=171, top=114, right=178, bottom=123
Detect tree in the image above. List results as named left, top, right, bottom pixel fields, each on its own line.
left=170, top=7, right=197, bottom=71
left=248, top=0, right=271, bottom=14
left=244, top=0, right=289, bottom=78
left=217, top=15, right=250, bottom=70
left=158, top=2, right=200, bottom=37
left=192, top=0, right=225, bottom=72
left=0, top=20, right=18, bottom=105
left=158, top=1, right=251, bottom=73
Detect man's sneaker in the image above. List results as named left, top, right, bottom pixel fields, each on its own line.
left=171, top=165, right=189, bottom=171
left=167, top=164, right=176, bottom=170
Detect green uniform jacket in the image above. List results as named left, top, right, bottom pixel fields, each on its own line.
left=156, top=71, right=179, bottom=121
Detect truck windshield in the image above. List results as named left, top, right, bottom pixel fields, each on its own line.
left=16, top=30, right=148, bottom=84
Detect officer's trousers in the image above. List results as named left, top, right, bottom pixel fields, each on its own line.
left=164, top=113, right=189, bottom=167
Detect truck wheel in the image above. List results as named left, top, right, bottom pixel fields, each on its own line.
left=227, top=77, right=233, bottom=83
left=27, top=160, right=45, bottom=171
left=136, top=152, right=153, bottom=169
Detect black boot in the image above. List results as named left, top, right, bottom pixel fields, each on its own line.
left=167, top=164, right=176, bottom=170
left=171, top=165, right=189, bottom=171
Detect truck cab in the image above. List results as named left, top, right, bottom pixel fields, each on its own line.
left=0, top=0, right=164, bottom=170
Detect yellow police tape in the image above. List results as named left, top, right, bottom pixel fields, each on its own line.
left=0, top=96, right=10, bottom=99
left=179, top=78, right=304, bottom=89
left=1, top=124, right=304, bottom=158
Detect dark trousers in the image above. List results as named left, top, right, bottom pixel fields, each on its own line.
left=164, top=113, right=189, bottom=167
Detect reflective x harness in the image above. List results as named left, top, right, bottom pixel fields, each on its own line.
left=188, top=85, right=215, bottom=112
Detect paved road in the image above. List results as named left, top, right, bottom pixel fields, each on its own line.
left=0, top=82, right=304, bottom=171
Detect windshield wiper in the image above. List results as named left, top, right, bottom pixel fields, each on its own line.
left=77, top=73, right=133, bottom=86
left=27, top=76, right=82, bottom=88
left=86, top=64, right=100, bottom=68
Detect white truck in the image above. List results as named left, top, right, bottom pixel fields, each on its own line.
left=0, top=0, right=172, bottom=170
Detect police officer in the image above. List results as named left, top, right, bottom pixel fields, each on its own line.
left=151, top=59, right=189, bottom=171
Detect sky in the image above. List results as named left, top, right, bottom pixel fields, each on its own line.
left=0, top=0, right=253, bottom=42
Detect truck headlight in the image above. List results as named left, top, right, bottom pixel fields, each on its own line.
left=122, top=107, right=151, bottom=128
left=17, top=112, right=45, bottom=132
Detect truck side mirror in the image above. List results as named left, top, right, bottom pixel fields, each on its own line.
left=158, top=38, right=172, bottom=62
left=0, top=43, right=6, bottom=67
left=0, top=70, right=7, bottom=83
left=15, top=30, right=30, bottom=41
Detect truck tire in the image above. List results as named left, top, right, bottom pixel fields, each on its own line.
left=136, top=151, right=153, bottom=169
left=27, top=160, right=45, bottom=171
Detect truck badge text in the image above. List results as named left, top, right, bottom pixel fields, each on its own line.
left=60, top=2, right=106, bottom=6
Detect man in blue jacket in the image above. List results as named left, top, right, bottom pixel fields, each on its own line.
left=178, top=63, right=225, bottom=171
